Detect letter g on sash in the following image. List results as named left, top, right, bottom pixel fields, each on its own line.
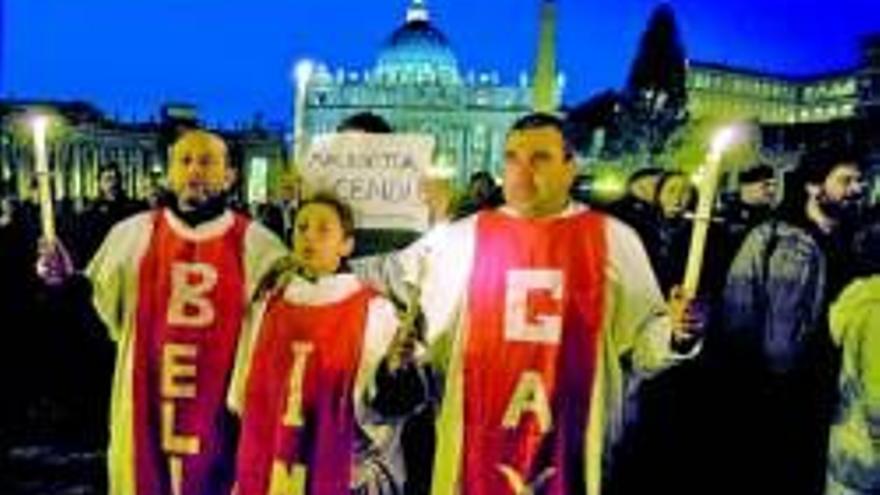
left=167, top=262, right=219, bottom=327
left=505, top=269, right=564, bottom=344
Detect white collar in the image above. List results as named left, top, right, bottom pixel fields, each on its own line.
left=282, top=273, right=364, bottom=306
left=498, top=202, right=587, bottom=219
left=163, top=208, right=235, bottom=241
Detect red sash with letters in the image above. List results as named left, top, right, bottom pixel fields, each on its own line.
left=462, top=209, right=607, bottom=494
left=236, top=283, right=374, bottom=495
left=133, top=210, right=249, bottom=495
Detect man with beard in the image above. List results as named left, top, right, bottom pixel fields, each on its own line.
left=720, top=144, right=865, bottom=495
left=36, top=130, right=288, bottom=495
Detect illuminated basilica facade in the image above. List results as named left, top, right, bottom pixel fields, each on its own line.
left=299, top=0, right=562, bottom=185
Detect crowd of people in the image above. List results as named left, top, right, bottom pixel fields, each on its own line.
left=0, top=111, right=877, bottom=495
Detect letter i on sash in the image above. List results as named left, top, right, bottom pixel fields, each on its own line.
left=169, top=456, right=184, bottom=495
left=283, top=342, right=315, bottom=427
left=271, top=341, right=314, bottom=494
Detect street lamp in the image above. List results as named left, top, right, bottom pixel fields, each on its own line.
left=292, top=58, right=316, bottom=167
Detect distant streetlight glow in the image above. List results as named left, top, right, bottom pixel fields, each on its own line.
left=294, top=59, right=315, bottom=87
left=292, top=58, right=316, bottom=166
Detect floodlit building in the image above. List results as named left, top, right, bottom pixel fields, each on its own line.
left=298, top=0, right=563, bottom=184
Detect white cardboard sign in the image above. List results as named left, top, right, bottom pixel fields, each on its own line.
left=301, top=133, right=435, bottom=232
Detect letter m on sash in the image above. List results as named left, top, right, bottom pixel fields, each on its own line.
left=505, top=269, right=564, bottom=344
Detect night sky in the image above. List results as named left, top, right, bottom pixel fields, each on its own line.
left=3, top=0, right=879, bottom=127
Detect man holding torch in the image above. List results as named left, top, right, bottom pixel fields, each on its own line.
left=356, top=112, right=707, bottom=495
left=35, top=129, right=287, bottom=495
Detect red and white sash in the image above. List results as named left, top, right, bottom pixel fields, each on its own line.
left=462, top=209, right=607, bottom=495
left=236, top=283, right=375, bottom=495
left=132, top=211, right=249, bottom=495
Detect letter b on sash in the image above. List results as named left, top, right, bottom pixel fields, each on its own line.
left=167, top=262, right=218, bottom=327
left=505, top=269, right=564, bottom=344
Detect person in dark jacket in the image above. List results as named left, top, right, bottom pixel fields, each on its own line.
left=720, top=144, right=866, bottom=495
left=72, top=162, right=146, bottom=265
left=722, top=163, right=778, bottom=252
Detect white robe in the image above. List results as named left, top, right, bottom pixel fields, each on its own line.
left=353, top=203, right=696, bottom=495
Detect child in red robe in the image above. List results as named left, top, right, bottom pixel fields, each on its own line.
left=230, top=193, right=411, bottom=495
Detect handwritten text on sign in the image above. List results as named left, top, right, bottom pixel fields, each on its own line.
left=302, top=133, right=435, bottom=232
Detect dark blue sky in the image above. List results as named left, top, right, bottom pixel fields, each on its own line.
left=3, top=0, right=879, bottom=127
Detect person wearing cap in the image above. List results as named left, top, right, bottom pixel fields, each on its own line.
left=723, top=163, right=779, bottom=249
left=606, top=167, right=665, bottom=244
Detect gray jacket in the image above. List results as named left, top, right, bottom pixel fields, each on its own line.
left=723, top=220, right=827, bottom=373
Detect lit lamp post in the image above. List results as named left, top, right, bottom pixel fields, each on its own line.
left=292, top=59, right=315, bottom=168
left=681, top=126, right=738, bottom=298
left=30, top=114, right=57, bottom=244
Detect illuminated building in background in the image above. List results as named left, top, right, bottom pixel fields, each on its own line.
left=687, top=34, right=880, bottom=126
left=299, top=0, right=563, bottom=184
left=0, top=100, right=285, bottom=205
left=686, top=34, right=880, bottom=196
left=860, top=34, right=880, bottom=124
left=0, top=101, right=163, bottom=202
left=687, top=61, right=859, bottom=124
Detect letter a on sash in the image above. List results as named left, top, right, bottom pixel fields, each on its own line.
left=502, top=371, right=553, bottom=433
